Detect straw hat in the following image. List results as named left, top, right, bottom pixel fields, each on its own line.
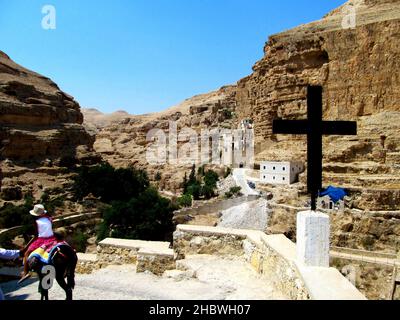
left=30, top=204, right=47, bottom=217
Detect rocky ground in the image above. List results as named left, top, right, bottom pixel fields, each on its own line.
left=219, top=199, right=269, bottom=231
left=1, top=255, right=286, bottom=301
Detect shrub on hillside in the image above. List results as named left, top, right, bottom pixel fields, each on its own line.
left=182, top=165, right=220, bottom=200
left=0, top=196, right=35, bottom=230
left=40, top=192, right=65, bottom=215
left=71, top=230, right=89, bottom=253
left=203, top=170, right=219, bottom=198
left=225, top=186, right=242, bottom=199
left=97, top=187, right=176, bottom=242
left=177, top=194, right=192, bottom=208
left=72, top=163, right=149, bottom=203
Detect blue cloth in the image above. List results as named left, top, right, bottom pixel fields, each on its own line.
left=0, top=248, right=20, bottom=301
left=319, top=186, right=347, bottom=203
left=28, top=243, right=67, bottom=265
left=0, top=248, right=20, bottom=260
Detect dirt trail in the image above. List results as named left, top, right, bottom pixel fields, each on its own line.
left=1, top=255, right=287, bottom=301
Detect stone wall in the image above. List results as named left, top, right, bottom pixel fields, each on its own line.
left=136, top=248, right=175, bottom=276
left=75, top=225, right=367, bottom=300
left=243, top=235, right=310, bottom=300
left=97, top=244, right=138, bottom=268
left=96, top=238, right=171, bottom=267
left=173, top=195, right=259, bottom=224
left=330, top=256, right=397, bottom=300
left=0, top=211, right=100, bottom=242
left=95, top=238, right=175, bottom=275
left=76, top=253, right=99, bottom=274
left=173, top=226, right=246, bottom=260
left=174, top=225, right=366, bottom=300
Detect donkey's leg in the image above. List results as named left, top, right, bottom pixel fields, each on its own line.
left=41, top=290, right=49, bottom=301
left=56, top=270, right=72, bottom=301
left=38, top=274, right=49, bottom=301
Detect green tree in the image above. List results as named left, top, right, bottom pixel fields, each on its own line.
left=188, top=165, right=196, bottom=184
left=225, top=186, right=242, bottom=199
left=197, top=165, right=205, bottom=177
left=72, top=163, right=149, bottom=203
left=0, top=195, right=35, bottom=231
left=97, top=187, right=175, bottom=242
left=177, top=194, right=192, bottom=208
left=187, top=180, right=202, bottom=200
left=204, top=170, right=219, bottom=189
left=182, top=172, right=188, bottom=194
left=72, top=230, right=89, bottom=253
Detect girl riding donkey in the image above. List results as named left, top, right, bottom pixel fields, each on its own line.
left=19, top=204, right=78, bottom=300
left=19, top=204, right=59, bottom=283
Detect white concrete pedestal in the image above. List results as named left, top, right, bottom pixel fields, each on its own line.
left=297, top=210, right=330, bottom=268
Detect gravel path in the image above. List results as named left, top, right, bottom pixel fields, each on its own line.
left=232, top=169, right=259, bottom=196
left=1, top=255, right=287, bottom=301
left=219, top=199, right=270, bottom=231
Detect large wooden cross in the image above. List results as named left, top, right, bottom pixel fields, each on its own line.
left=273, top=85, right=357, bottom=211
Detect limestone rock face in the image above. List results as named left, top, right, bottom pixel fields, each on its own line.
left=0, top=52, right=97, bottom=165
left=81, top=108, right=134, bottom=131
left=88, top=0, right=400, bottom=253
left=241, top=0, right=400, bottom=252
left=0, top=52, right=100, bottom=203
left=92, top=0, right=400, bottom=198
left=236, top=0, right=400, bottom=163
left=87, top=86, right=237, bottom=192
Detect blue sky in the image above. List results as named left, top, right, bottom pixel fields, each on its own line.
left=0, top=0, right=345, bottom=114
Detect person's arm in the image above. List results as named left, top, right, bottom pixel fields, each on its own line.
left=20, top=236, right=36, bottom=255
left=0, top=248, right=21, bottom=260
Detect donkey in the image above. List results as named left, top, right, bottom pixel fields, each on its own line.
left=27, top=244, right=78, bottom=300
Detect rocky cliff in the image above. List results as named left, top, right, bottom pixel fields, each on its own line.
left=237, top=0, right=400, bottom=251
left=0, top=52, right=100, bottom=203
left=88, top=0, right=400, bottom=252
left=237, top=0, right=400, bottom=159
left=236, top=0, right=400, bottom=212
left=91, top=0, right=400, bottom=197
left=90, top=85, right=237, bottom=192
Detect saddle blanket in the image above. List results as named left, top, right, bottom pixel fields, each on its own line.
left=28, top=241, right=69, bottom=265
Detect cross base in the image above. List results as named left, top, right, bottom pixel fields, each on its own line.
left=297, top=210, right=330, bottom=268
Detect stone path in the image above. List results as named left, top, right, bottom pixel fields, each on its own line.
left=232, top=169, right=259, bottom=196
left=1, top=255, right=287, bottom=301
